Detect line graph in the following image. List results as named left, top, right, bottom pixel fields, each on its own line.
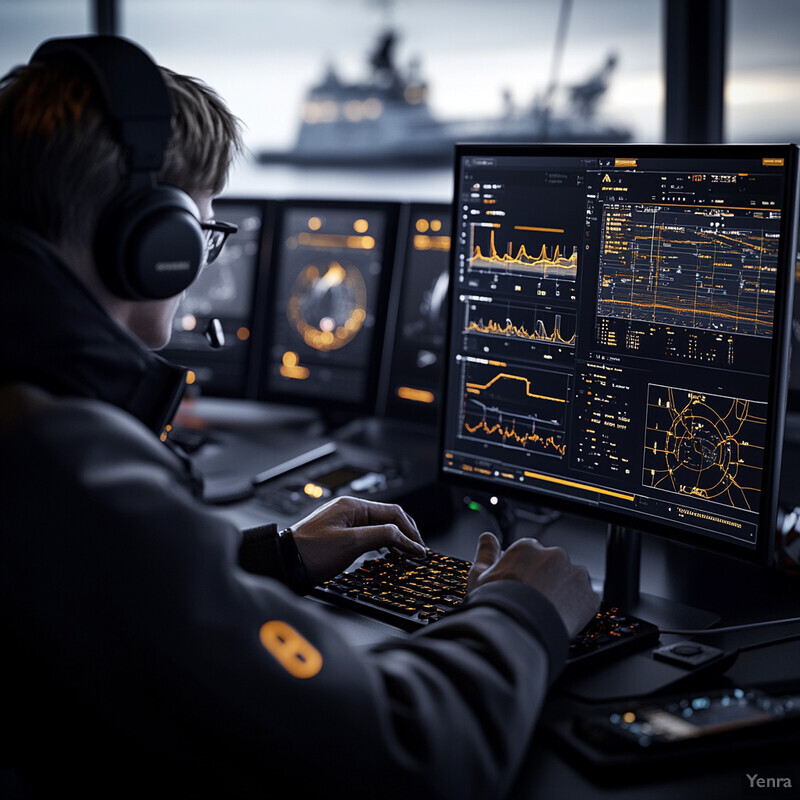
left=464, top=410, right=567, bottom=455
left=469, top=225, right=578, bottom=282
left=642, top=384, right=766, bottom=512
left=465, top=300, right=576, bottom=346
left=597, top=205, right=779, bottom=337
left=460, top=360, right=569, bottom=457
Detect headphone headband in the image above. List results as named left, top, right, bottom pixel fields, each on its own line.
left=27, top=35, right=204, bottom=302
left=30, top=35, right=173, bottom=173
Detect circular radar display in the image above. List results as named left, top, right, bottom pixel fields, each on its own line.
left=288, top=261, right=367, bottom=351
left=643, top=385, right=767, bottom=512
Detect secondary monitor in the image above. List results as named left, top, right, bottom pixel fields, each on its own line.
left=163, top=198, right=269, bottom=398
left=440, top=144, right=799, bottom=566
left=260, top=200, right=398, bottom=416
left=382, top=203, right=452, bottom=425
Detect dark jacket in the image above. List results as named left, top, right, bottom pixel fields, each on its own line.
left=0, top=220, right=569, bottom=799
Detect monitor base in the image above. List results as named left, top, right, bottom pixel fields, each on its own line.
left=627, top=591, right=720, bottom=632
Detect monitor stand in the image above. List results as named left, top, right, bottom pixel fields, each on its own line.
left=603, top=523, right=719, bottom=631
left=557, top=524, right=725, bottom=703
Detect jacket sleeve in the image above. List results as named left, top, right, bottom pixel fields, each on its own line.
left=1, top=391, right=567, bottom=800
left=238, top=522, right=311, bottom=592
left=162, top=433, right=311, bottom=591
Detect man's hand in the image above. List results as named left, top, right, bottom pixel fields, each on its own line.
left=290, top=496, right=426, bottom=584
left=468, top=532, right=600, bottom=638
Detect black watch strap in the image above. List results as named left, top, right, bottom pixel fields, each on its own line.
left=278, top=527, right=311, bottom=594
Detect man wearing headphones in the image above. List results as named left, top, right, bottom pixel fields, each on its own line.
left=0, top=36, right=598, bottom=798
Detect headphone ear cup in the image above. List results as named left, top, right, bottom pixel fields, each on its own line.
left=96, top=186, right=204, bottom=300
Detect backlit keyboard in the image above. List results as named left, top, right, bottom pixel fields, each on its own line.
left=311, top=549, right=660, bottom=666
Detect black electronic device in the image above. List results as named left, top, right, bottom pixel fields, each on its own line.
left=163, top=198, right=270, bottom=397
left=440, top=144, right=799, bottom=596
left=259, top=200, right=398, bottom=419
left=256, top=458, right=397, bottom=517
left=381, top=203, right=452, bottom=425
left=573, top=685, right=800, bottom=757
left=538, top=684, right=800, bottom=785
left=29, top=36, right=205, bottom=301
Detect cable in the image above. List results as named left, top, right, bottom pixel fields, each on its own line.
left=737, top=629, right=800, bottom=653
left=661, top=615, right=800, bottom=637
left=462, top=495, right=562, bottom=549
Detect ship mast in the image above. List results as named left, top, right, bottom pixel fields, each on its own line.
left=368, top=0, right=394, bottom=30
left=540, top=0, right=573, bottom=139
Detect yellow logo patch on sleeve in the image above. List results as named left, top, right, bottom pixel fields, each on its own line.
left=259, top=620, right=323, bottom=679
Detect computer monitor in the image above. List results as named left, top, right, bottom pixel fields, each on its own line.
left=163, top=198, right=269, bottom=398
left=440, top=144, right=798, bottom=570
left=259, top=200, right=398, bottom=418
left=381, top=203, right=452, bottom=425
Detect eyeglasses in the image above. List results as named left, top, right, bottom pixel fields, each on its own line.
left=199, top=219, right=238, bottom=266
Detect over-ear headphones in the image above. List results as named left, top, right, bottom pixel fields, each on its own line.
left=29, top=35, right=204, bottom=300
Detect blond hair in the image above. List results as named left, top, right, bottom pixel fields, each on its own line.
left=159, top=67, right=243, bottom=197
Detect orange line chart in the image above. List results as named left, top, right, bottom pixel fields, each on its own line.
left=469, top=225, right=578, bottom=282
left=597, top=204, right=779, bottom=337
left=460, top=363, right=570, bottom=458
left=465, top=300, right=576, bottom=346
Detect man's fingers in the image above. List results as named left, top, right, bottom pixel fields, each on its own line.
left=358, top=523, right=427, bottom=556
left=360, top=499, right=424, bottom=547
left=318, top=497, right=424, bottom=548
left=473, top=531, right=501, bottom=567
left=467, top=532, right=501, bottom=590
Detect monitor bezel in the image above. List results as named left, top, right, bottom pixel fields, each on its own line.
left=257, top=197, right=400, bottom=416
left=438, top=142, right=800, bottom=567
left=788, top=252, right=800, bottom=412
left=379, top=201, right=453, bottom=425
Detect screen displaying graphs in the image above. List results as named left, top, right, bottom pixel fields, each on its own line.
left=263, top=202, right=393, bottom=410
left=442, top=147, right=795, bottom=554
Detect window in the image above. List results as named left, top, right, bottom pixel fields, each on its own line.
left=726, top=0, right=800, bottom=142
left=121, top=0, right=664, bottom=197
left=0, top=0, right=91, bottom=74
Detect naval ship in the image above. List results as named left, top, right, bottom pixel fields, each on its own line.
left=256, top=29, right=632, bottom=167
